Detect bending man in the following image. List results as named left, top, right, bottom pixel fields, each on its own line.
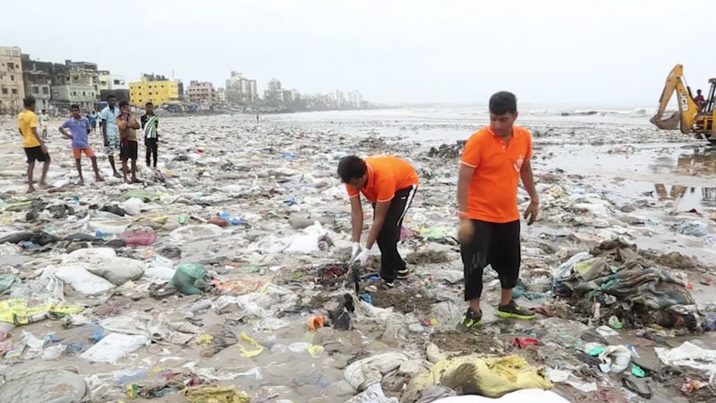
left=338, top=155, right=418, bottom=289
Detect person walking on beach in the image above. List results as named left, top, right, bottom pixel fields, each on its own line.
left=99, top=95, right=121, bottom=178
left=338, top=155, right=419, bottom=289
left=456, top=91, right=539, bottom=330
left=39, top=109, right=49, bottom=140
left=117, top=100, right=140, bottom=183
left=88, top=110, right=98, bottom=133
left=141, top=102, right=160, bottom=169
left=59, top=104, right=103, bottom=185
left=18, top=96, right=51, bottom=193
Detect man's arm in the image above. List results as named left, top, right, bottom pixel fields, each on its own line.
left=520, top=159, right=538, bottom=202
left=58, top=124, right=71, bottom=139
left=349, top=196, right=364, bottom=243
left=364, top=201, right=390, bottom=250
left=32, top=127, right=46, bottom=152
left=457, top=164, right=475, bottom=214
left=129, top=115, right=140, bottom=129
left=520, top=159, right=539, bottom=224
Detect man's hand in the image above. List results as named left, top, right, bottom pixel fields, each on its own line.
left=352, top=248, right=370, bottom=266
left=350, top=242, right=361, bottom=261
left=458, top=217, right=473, bottom=244
left=524, top=200, right=539, bottom=225
left=41, top=144, right=48, bottom=154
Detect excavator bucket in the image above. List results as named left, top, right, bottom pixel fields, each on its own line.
left=650, top=111, right=680, bottom=130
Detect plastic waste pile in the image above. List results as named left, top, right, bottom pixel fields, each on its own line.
left=0, top=114, right=714, bottom=402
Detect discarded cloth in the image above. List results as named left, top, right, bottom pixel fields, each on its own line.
left=345, top=383, right=398, bottom=403
left=172, top=263, right=211, bottom=295
left=402, top=354, right=552, bottom=401
left=99, top=311, right=201, bottom=345
left=431, top=389, right=570, bottom=403
left=655, top=341, right=716, bottom=376
left=344, top=351, right=410, bottom=391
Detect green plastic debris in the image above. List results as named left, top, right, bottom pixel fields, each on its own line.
left=171, top=263, right=210, bottom=295
left=178, top=214, right=188, bottom=225
left=631, top=363, right=645, bottom=378
left=0, top=275, right=21, bottom=295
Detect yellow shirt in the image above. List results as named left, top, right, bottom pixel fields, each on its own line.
left=18, top=110, right=41, bottom=148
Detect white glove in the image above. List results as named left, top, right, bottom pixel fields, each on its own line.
left=352, top=248, right=371, bottom=266
left=350, top=242, right=361, bottom=260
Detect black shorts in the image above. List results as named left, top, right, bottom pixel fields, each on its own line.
left=24, top=146, right=51, bottom=164
left=460, top=219, right=521, bottom=301
left=120, top=140, right=138, bottom=161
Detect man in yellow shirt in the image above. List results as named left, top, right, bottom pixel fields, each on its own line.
left=18, top=96, right=51, bottom=193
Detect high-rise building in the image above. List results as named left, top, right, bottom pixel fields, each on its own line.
left=129, top=74, right=180, bottom=106
left=20, top=53, right=52, bottom=112
left=264, top=78, right=284, bottom=102
left=186, top=80, right=216, bottom=104
left=0, top=46, right=25, bottom=114
left=225, top=71, right=257, bottom=104
left=50, top=59, right=99, bottom=112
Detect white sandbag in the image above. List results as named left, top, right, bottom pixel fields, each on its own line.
left=54, top=265, right=115, bottom=295
left=120, top=197, right=144, bottom=216
left=433, top=389, right=570, bottom=403
left=87, top=257, right=145, bottom=286
left=62, top=247, right=116, bottom=264
left=80, top=333, right=149, bottom=363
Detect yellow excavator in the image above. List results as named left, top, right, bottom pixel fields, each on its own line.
left=650, top=64, right=716, bottom=145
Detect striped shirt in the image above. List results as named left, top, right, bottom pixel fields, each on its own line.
left=141, top=114, right=159, bottom=139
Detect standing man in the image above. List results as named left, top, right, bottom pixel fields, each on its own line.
left=117, top=100, right=140, bottom=183
left=140, top=102, right=159, bottom=169
left=457, top=91, right=539, bottom=330
left=39, top=109, right=50, bottom=140
left=59, top=104, right=103, bottom=185
left=337, top=155, right=418, bottom=289
left=99, top=95, right=121, bottom=178
left=88, top=110, right=98, bottom=133
left=694, top=89, right=705, bottom=111
left=18, top=96, right=50, bottom=193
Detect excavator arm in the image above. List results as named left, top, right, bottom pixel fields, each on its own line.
left=650, top=64, right=700, bottom=134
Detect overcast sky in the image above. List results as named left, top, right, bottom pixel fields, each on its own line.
left=3, top=0, right=715, bottom=106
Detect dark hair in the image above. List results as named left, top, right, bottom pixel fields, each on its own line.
left=118, top=100, right=129, bottom=108
left=145, top=102, right=153, bottom=107
left=489, top=91, right=517, bottom=115
left=70, top=104, right=80, bottom=110
left=23, top=96, right=36, bottom=108
left=108, top=95, right=117, bottom=100
left=337, top=155, right=367, bottom=183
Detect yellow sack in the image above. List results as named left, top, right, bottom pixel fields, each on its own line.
left=403, top=354, right=552, bottom=402
left=184, top=385, right=250, bottom=403
left=0, top=298, right=84, bottom=325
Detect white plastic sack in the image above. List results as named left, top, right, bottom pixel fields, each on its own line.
left=552, top=251, right=591, bottom=282
left=89, top=220, right=129, bottom=235
left=344, top=352, right=410, bottom=391
left=63, top=247, right=117, bottom=264
left=270, top=221, right=328, bottom=254
left=655, top=341, right=716, bottom=375
left=433, top=389, right=570, bottom=403
left=54, top=265, right=115, bottom=295
left=87, top=257, right=145, bottom=286
left=120, top=197, right=144, bottom=216
left=80, top=333, right=149, bottom=363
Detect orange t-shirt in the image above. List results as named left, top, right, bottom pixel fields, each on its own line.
left=346, top=156, right=419, bottom=203
left=461, top=126, right=532, bottom=223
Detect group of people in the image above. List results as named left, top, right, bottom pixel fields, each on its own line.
left=339, top=91, right=540, bottom=330
left=17, top=95, right=160, bottom=192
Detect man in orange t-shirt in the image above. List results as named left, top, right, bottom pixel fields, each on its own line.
left=456, top=91, right=539, bottom=330
left=338, top=155, right=419, bottom=288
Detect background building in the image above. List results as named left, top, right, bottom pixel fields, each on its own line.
left=129, top=74, right=180, bottom=106
left=20, top=53, right=52, bottom=112
left=0, top=46, right=25, bottom=114
left=98, top=70, right=129, bottom=102
left=264, top=78, right=283, bottom=102
left=50, top=59, right=99, bottom=112
left=186, top=80, right=216, bottom=104
left=225, top=71, right=257, bottom=104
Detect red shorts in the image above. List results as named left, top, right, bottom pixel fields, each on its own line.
left=72, top=147, right=95, bottom=159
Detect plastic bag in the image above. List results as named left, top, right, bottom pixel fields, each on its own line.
left=80, top=333, right=149, bottom=363
left=172, top=263, right=211, bottom=295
